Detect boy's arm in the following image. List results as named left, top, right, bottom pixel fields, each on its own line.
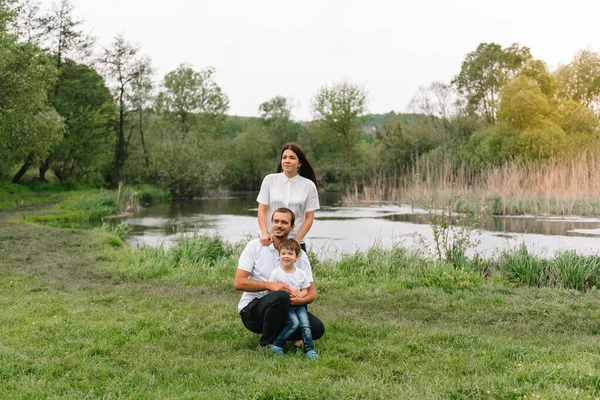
left=290, top=282, right=317, bottom=306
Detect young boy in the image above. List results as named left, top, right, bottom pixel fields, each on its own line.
left=269, top=239, right=319, bottom=359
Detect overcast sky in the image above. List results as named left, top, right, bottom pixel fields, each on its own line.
left=39, top=0, right=600, bottom=120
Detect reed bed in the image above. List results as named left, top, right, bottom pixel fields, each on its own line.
left=343, top=151, right=600, bottom=216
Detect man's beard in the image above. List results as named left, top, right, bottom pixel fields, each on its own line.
left=272, top=230, right=288, bottom=239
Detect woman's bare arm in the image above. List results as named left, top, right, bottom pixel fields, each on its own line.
left=257, top=203, right=272, bottom=245
left=294, top=210, right=314, bottom=244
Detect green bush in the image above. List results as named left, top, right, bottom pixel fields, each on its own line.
left=171, top=235, right=231, bottom=267
left=63, top=192, right=118, bottom=221
left=135, top=185, right=170, bottom=205
left=552, top=251, right=600, bottom=291
left=495, top=244, right=549, bottom=287
left=131, top=234, right=234, bottom=281
left=493, top=245, right=600, bottom=291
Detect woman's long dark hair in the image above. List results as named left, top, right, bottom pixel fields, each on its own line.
left=277, top=143, right=318, bottom=189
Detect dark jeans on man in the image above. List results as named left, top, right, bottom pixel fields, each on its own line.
left=239, top=290, right=324, bottom=347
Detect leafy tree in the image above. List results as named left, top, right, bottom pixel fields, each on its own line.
left=258, top=95, right=301, bottom=151
left=41, top=0, right=94, bottom=179
left=497, top=75, right=551, bottom=130
left=156, top=64, right=228, bottom=134
left=154, top=134, right=205, bottom=196
left=453, top=42, right=532, bottom=124
left=374, top=115, right=413, bottom=171
left=154, top=131, right=226, bottom=196
left=149, top=64, right=230, bottom=193
left=408, top=81, right=457, bottom=120
left=391, top=114, right=444, bottom=155
left=259, top=95, right=292, bottom=121
left=559, top=101, right=599, bottom=135
left=311, top=80, right=368, bottom=155
left=217, top=115, right=258, bottom=140
left=14, top=0, right=42, bottom=42
left=305, top=120, right=348, bottom=185
left=225, top=123, right=273, bottom=190
left=49, top=59, right=114, bottom=182
left=408, top=81, right=471, bottom=143
left=129, top=59, right=153, bottom=170
left=0, top=33, right=63, bottom=182
left=0, top=0, right=18, bottom=33
left=468, top=125, right=521, bottom=164
left=100, top=34, right=153, bottom=189
left=520, top=59, right=556, bottom=97
left=36, top=0, right=93, bottom=67
left=16, top=0, right=96, bottom=180
left=554, top=49, right=600, bottom=109
left=519, top=120, right=567, bottom=160
left=471, top=119, right=568, bottom=164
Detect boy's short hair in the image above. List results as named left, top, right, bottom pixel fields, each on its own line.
left=278, top=239, right=302, bottom=256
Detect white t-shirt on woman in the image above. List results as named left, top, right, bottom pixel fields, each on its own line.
left=256, top=172, right=319, bottom=243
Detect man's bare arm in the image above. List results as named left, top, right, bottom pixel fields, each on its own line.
left=234, top=269, right=290, bottom=292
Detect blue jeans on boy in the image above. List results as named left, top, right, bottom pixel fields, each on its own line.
left=272, top=305, right=314, bottom=352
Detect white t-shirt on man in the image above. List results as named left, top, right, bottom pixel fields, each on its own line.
left=237, top=239, right=313, bottom=313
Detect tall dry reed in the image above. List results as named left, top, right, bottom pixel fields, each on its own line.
left=343, top=151, right=600, bottom=216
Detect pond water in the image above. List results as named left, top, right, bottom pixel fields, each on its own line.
left=119, top=192, right=600, bottom=260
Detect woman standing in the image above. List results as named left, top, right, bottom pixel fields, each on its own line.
left=257, top=143, right=319, bottom=252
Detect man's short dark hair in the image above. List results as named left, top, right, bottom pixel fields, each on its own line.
left=272, top=207, right=295, bottom=226
left=279, top=239, right=302, bottom=256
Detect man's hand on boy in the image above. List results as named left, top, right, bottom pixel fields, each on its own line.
left=290, top=295, right=308, bottom=306
left=267, top=282, right=302, bottom=298
left=267, top=282, right=290, bottom=293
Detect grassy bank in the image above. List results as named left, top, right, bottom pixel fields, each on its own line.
left=0, top=182, right=169, bottom=225
left=343, top=151, right=600, bottom=217
left=1, top=191, right=600, bottom=398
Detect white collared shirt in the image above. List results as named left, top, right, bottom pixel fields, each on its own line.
left=237, top=239, right=313, bottom=313
left=256, top=172, right=319, bottom=242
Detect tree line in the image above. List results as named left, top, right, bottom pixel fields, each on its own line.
left=2, top=1, right=599, bottom=195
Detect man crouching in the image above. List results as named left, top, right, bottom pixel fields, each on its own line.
left=233, top=207, right=324, bottom=352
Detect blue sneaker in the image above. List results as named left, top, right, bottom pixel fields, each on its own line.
left=304, top=349, right=319, bottom=359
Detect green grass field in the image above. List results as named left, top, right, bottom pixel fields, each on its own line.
left=1, top=189, right=600, bottom=399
